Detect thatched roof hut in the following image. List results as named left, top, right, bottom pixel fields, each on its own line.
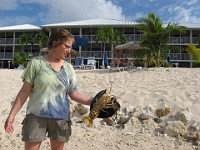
left=115, top=41, right=141, bottom=51
left=114, top=41, right=142, bottom=57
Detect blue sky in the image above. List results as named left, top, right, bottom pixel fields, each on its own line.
left=0, top=0, right=200, bottom=26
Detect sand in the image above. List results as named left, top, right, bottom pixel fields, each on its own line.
left=0, top=67, right=200, bottom=150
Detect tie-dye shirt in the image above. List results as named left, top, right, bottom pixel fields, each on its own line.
left=21, top=56, right=77, bottom=120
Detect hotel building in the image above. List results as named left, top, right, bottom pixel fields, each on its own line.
left=0, top=18, right=200, bottom=68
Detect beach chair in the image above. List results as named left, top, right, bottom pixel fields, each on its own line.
left=73, top=57, right=85, bottom=69
left=85, top=57, right=96, bottom=69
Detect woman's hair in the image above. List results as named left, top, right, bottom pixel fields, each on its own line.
left=48, top=28, right=74, bottom=49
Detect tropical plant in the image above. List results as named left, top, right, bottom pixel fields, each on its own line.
left=196, top=35, right=200, bottom=47
left=18, top=33, right=33, bottom=50
left=34, top=31, right=49, bottom=48
left=113, top=30, right=126, bottom=46
left=13, top=50, right=33, bottom=68
left=95, top=27, right=114, bottom=67
left=13, top=32, right=48, bottom=68
left=13, top=33, right=34, bottom=68
left=186, top=43, right=200, bottom=63
left=95, top=27, right=126, bottom=67
left=136, top=12, right=186, bottom=67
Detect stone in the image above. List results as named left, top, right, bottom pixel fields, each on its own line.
left=175, top=109, right=191, bottom=124
left=163, top=121, right=186, bottom=137
left=76, top=103, right=88, bottom=115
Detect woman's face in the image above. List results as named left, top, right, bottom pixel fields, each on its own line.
left=54, top=39, right=73, bottom=60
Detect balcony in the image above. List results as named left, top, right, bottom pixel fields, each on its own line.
left=169, top=53, right=191, bottom=61
left=0, top=38, right=14, bottom=44
left=81, top=51, right=112, bottom=59
left=0, top=52, right=13, bottom=59
left=168, top=37, right=190, bottom=44
left=0, top=52, right=39, bottom=59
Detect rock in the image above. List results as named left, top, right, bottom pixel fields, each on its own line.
left=153, top=117, right=162, bottom=123
left=132, top=106, right=142, bottom=118
left=139, top=106, right=154, bottom=120
left=76, top=103, right=88, bottom=115
left=196, top=131, right=200, bottom=141
left=184, top=131, right=199, bottom=141
left=123, top=104, right=135, bottom=116
left=125, top=116, right=140, bottom=127
left=155, top=107, right=171, bottom=118
left=175, top=109, right=191, bottom=124
left=142, top=118, right=159, bottom=128
left=163, top=121, right=186, bottom=137
left=117, top=115, right=132, bottom=125
left=187, top=119, right=200, bottom=132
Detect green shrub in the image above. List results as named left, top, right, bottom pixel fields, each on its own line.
left=192, top=61, right=200, bottom=67
left=12, top=50, right=33, bottom=67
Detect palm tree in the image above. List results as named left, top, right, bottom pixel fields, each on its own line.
left=12, top=33, right=34, bottom=68
left=95, top=27, right=126, bottom=67
left=196, top=35, right=200, bottom=47
left=34, top=31, right=49, bottom=49
left=18, top=33, right=33, bottom=50
left=186, top=43, right=200, bottom=67
left=113, top=30, right=127, bottom=59
left=136, top=12, right=186, bottom=67
left=113, top=30, right=126, bottom=46
left=95, top=27, right=114, bottom=67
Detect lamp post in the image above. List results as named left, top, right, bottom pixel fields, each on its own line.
left=8, top=61, right=11, bottom=69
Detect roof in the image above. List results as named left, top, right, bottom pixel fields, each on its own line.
left=0, top=24, right=42, bottom=31
left=115, top=41, right=143, bottom=51
left=178, top=23, right=200, bottom=29
left=163, top=22, right=200, bottom=29
left=41, top=18, right=137, bottom=28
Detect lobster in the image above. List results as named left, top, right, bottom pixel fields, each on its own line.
left=82, top=89, right=120, bottom=128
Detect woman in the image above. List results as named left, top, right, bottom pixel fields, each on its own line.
left=4, top=29, right=92, bottom=150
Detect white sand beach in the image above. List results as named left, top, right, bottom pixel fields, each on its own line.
left=0, top=68, right=200, bottom=150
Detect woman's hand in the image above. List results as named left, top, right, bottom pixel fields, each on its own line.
left=4, top=115, right=15, bottom=134
left=4, top=81, right=32, bottom=134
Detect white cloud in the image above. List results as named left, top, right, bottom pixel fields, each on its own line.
left=183, top=0, right=199, bottom=6
left=158, top=1, right=200, bottom=24
left=37, top=0, right=125, bottom=24
left=0, top=0, right=126, bottom=25
left=1, top=0, right=200, bottom=26
left=166, top=5, right=200, bottom=23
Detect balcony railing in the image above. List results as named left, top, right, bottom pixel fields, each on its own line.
left=0, top=51, right=194, bottom=63
left=0, top=52, right=40, bottom=59
left=0, top=38, right=36, bottom=45
left=81, top=51, right=112, bottom=59
left=0, top=38, right=14, bottom=44
left=1, top=36, right=198, bottom=46
left=169, top=53, right=191, bottom=61
left=168, top=37, right=191, bottom=44
left=81, top=34, right=142, bottom=42
left=0, top=52, right=13, bottom=59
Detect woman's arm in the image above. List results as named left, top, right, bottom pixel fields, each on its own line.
left=69, top=91, right=92, bottom=105
left=4, top=81, right=32, bottom=133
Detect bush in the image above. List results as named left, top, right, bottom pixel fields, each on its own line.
left=192, top=61, right=200, bottom=67
left=12, top=50, right=33, bottom=68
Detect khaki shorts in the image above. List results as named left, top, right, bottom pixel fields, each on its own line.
left=21, top=113, right=72, bottom=143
